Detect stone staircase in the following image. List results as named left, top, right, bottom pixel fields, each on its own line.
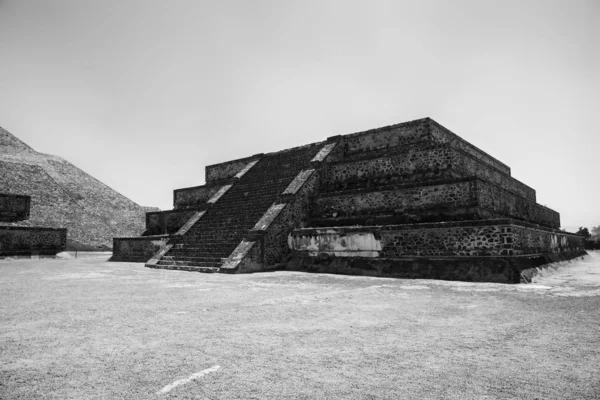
left=151, top=144, right=323, bottom=272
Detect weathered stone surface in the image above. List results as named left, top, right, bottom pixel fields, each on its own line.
left=0, top=225, right=66, bottom=257
left=290, top=220, right=582, bottom=258
left=144, top=209, right=199, bottom=235
left=322, top=142, right=535, bottom=201
left=313, top=178, right=558, bottom=228
left=111, top=117, right=584, bottom=282
left=282, top=169, right=315, bottom=195
left=110, top=235, right=169, bottom=262
left=0, top=190, right=66, bottom=256
left=205, top=155, right=262, bottom=182
left=173, top=184, right=222, bottom=209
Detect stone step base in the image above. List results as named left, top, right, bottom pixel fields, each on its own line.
left=286, top=251, right=587, bottom=284
left=161, top=255, right=223, bottom=263
left=148, top=264, right=221, bottom=273
left=156, top=259, right=221, bottom=268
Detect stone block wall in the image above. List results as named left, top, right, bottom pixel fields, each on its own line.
left=340, top=118, right=510, bottom=176
left=476, top=180, right=559, bottom=228
left=342, top=120, right=430, bottom=155
left=452, top=146, right=535, bottom=201
left=321, top=142, right=534, bottom=201
left=0, top=193, right=30, bottom=222
left=427, top=119, right=511, bottom=175
left=312, top=178, right=558, bottom=228
left=261, top=169, right=318, bottom=265
left=512, top=225, right=584, bottom=255
left=314, top=179, right=477, bottom=220
left=0, top=226, right=66, bottom=256
left=289, top=220, right=583, bottom=259
left=111, top=235, right=169, bottom=262
left=144, top=210, right=199, bottom=235
left=173, top=184, right=222, bottom=209
left=205, top=155, right=261, bottom=182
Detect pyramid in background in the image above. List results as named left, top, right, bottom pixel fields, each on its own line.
left=0, top=125, right=153, bottom=250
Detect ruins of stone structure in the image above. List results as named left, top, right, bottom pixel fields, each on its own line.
left=0, top=193, right=66, bottom=256
left=112, top=118, right=585, bottom=283
left=0, top=126, right=154, bottom=250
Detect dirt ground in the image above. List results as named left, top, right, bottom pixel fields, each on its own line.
left=1, top=252, right=599, bottom=399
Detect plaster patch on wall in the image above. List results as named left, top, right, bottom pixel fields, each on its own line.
left=311, top=143, right=337, bottom=163
left=207, top=185, right=232, bottom=204
left=222, top=240, right=256, bottom=270
left=252, top=204, right=287, bottom=231
left=282, top=169, right=315, bottom=195
left=289, top=232, right=382, bottom=257
left=235, top=159, right=260, bottom=179
left=175, top=211, right=206, bottom=236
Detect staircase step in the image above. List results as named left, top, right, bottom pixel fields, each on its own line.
left=157, top=260, right=222, bottom=268
left=161, top=255, right=223, bottom=263
left=153, top=264, right=220, bottom=273
left=150, top=144, right=323, bottom=272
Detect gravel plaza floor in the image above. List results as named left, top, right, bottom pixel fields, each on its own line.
left=1, top=251, right=599, bottom=399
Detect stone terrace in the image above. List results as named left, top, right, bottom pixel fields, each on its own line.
left=112, top=118, right=584, bottom=282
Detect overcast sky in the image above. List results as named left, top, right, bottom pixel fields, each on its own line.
left=0, top=0, right=598, bottom=231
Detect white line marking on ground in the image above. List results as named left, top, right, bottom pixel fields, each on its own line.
left=156, top=365, right=220, bottom=395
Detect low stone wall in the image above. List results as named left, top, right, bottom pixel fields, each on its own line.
left=287, top=220, right=585, bottom=283
left=313, top=178, right=558, bottom=228
left=476, top=180, right=558, bottom=228
left=110, top=235, right=169, bottom=262
left=173, top=184, right=222, bottom=209
left=340, top=118, right=510, bottom=176
left=285, top=253, right=586, bottom=284
left=315, top=178, right=476, bottom=219
left=205, top=155, right=261, bottom=182
left=428, top=120, right=511, bottom=176
left=342, top=119, right=430, bottom=156
left=321, top=142, right=534, bottom=201
left=0, top=225, right=66, bottom=256
left=289, top=220, right=583, bottom=258
left=145, top=210, right=199, bottom=235
left=0, top=193, right=30, bottom=222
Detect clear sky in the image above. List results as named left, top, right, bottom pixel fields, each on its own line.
left=0, top=0, right=598, bottom=231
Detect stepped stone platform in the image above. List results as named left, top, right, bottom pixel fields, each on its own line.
left=112, top=118, right=585, bottom=283
left=0, top=193, right=66, bottom=257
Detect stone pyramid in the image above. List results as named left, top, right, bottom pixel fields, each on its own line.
left=0, top=125, right=151, bottom=249
left=112, top=118, right=584, bottom=283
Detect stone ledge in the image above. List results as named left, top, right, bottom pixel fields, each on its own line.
left=292, top=219, right=580, bottom=236
left=285, top=251, right=587, bottom=284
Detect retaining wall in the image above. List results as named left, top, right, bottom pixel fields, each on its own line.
left=341, top=118, right=510, bottom=175
left=111, top=235, right=169, bottom=262
left=313, top=178, right=559, bottom=228
left=145, top=210, right=199, bottom=235
left=289, top=220, right=582, bottom=258
left=173, top=184, right=222, bottom=209
left=0, top=225, right=66, bottom=256
left=322, top=143, right=534, bottom=200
